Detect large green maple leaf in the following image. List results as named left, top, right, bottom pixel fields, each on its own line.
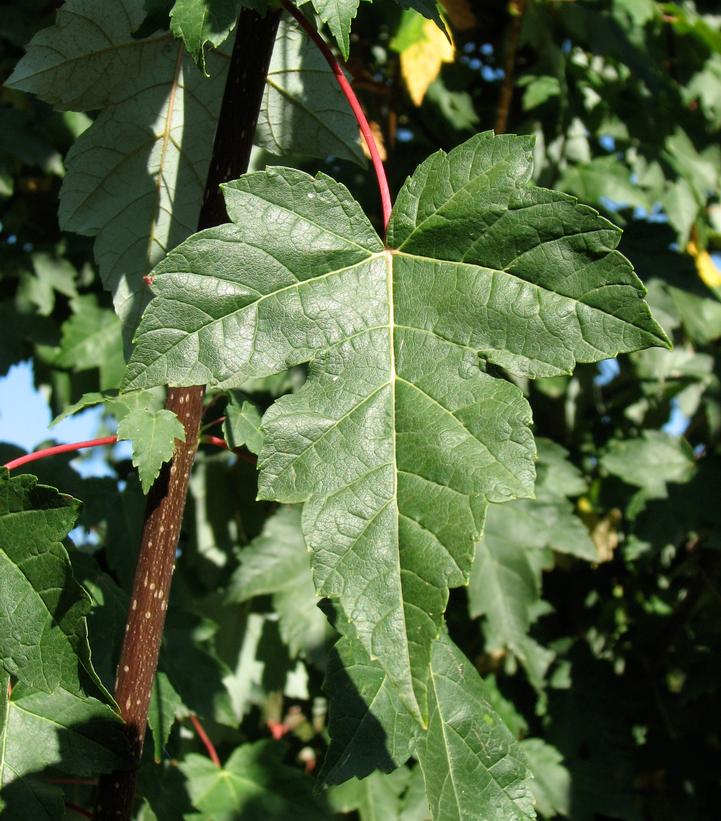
left=124, top=131, right=668, bottom=721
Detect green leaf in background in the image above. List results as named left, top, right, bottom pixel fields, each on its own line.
left=416, top=634, right=536, bottom=821
left=601, top=430, right=696, bottom=498
left=520, top=738, right=571, bottom=819
left=468, top=512, right=549, bottom=685
left=148, top=671, right=182, bottom=762
left=465, top=438, right=597, bottom=683
left=179, top=740, right=328, bottom=819
left=256, top=19, right=364, bottom=164
left=533, top=438, right=587, bottom=498
left=73, top=561, right=129, bottom=693
left=310, top=0, right=361, bottom=59
left=19, top=253, right=78, bottom=318
left=327, top=768, right=413, bottom=821
left=663, top=2, right=721, bottom=55
left=53, top=296, right=125, bottom=390
left=559, top=155, right=651, bottom=211
left=169, top=0, right=241, bottom=76
left=225, top=507, right=331, bottom=661
left=160, top=613, right=236, bottom=727
left=0, top=472, right=101, bottom=697
left=117, top=408, right=186, bottom=493
left=400, top=766, right=432, bottom=821
left=124, top=130, right=667, bottom=722
left=519, top=75, right=561, bottom=111
left=223, top=393, right=264, bottom=454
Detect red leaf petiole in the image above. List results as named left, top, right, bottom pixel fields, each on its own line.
left=279, top=0, right=393, bottom=235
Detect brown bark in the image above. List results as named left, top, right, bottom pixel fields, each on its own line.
left=495, top=0, right=526, bottom=135
left=95, top=9, right=280, bottom=819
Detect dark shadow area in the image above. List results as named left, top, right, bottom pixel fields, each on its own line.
left=0, top=695, right=133, bottom=819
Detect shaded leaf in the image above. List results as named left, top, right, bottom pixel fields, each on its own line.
left=148, top=671, right=182, bottom=761
left=161, top=612, right=236, bottom=727
left=5, top=0, right=162, bottom=110
left=223, top=394, right=264, bottom=454
left=0, top=471, right=100, bottom=696
left=520, top=738, right=571, bottom=819
left=257, top=19, right=364, bottom=164
left=0, top=680, right=130, bottom=782
left=0, top=671, right=61, bottom=820
left=179, top=740, right=328, bottom=819
left=54, top=296, right=124, bottom=390
left=225, top=507, right=331, bottom=662
left=320, top=628, right=417, bottom=784
left=327, top=768, right=412, bottom=821
left=9, top=2, right=362, bottom=337
left=601, top=431, right=696, bottom=498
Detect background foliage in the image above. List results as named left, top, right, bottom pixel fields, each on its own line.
left=1, top=0, right=720, bottom=818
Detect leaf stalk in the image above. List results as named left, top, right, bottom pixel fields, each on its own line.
left=3, top=436, right=118, bottom=470
left=189, top=714, right=221, bottom=767
left=279, top=0, right=392, bottom=235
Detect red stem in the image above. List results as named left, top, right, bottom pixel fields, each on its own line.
left=279, top=0, right=392, bottom=235
left=190, top=714, right=221, bottom=767
left=200, top=435, right=257, bottom=465
left=202, top=435, right=229, bottom=450
left=3, top=436, right=118, bottom=470
left=3, top=432, right=258, bottom=472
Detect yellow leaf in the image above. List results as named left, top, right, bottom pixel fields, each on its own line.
left=696, top=248, right=721, bottom=287
left=687, top=238, right=721, bottom=287
left=401, top=20, right=455, bottom=106
left=590, top=509, right=622, bottom=563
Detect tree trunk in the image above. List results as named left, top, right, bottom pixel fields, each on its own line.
left=95, top=9, right=281, bottom=819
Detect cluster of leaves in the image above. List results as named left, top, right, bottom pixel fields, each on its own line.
left=1, top=1, right=721, bottom=819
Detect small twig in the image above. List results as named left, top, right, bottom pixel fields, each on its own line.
left=190, top=714, right=221, bottom=768
left=495, top=0, right=527, bottom=134
left=3, top=436, right=118, bottom=471
left=279, top=0, right=392, bottom=235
